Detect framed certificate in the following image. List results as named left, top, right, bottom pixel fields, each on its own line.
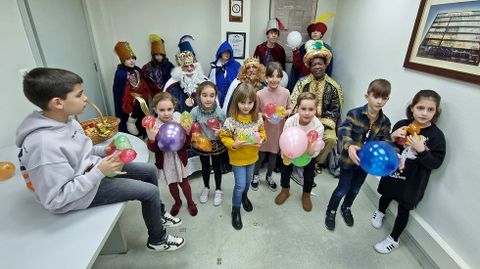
left=226, top=32, right=246, bottom=59
left=229, top=0, right=243, bottom=22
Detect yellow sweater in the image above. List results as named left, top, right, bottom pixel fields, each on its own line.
left=220, top=114, right=266, bottom=166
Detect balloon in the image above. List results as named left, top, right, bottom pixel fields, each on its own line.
left=253, top=132, right=262, bottom=143
left=114, top=135, right=131, bottom=149
left=407, top=123, right=421, bottom=135
left=193, top=134, right=212, bottom=152
left=0, top=161, right=16, bottom=180
left=287, top=31, right=302, bottom=48
left=313, top=139, right=325, bottom=151
left=119, top=149, right=137, bottom=163
left=238, top=133, right=248, bottom=141
left=276, top=106, right=286, bottom=117
left=268, top=114, right=281, bottom=124
left=246, top=134, right=256, bottom=144
left=282, top=156, right=291, bottom=166
left=306, top=130, right=319, bottom=143
left=358, top=141, right=400, bottom=176
left=279, top=127, right=308, bottom=159
left=292, top=153, right=312, bottom=167
left=191, top=122, right=202, bottom=133
left=180, top=111, right=193, bottom=130
left=206, top=118, right=221, bottom=130
left=141, top=115, right=157, bottom=129
left=264, top=103, right=276, bottom=117
left=156, top=122, right=186, bottom=152
left=108, top=148, right=122, bottom=156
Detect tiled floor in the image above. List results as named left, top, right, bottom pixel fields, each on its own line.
left=93, top=168, right=422, bottom=269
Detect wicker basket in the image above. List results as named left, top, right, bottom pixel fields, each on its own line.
left=77, top=100, right=120, bottom=145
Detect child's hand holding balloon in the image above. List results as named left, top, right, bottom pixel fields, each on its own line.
left=348, top=145, right=361, bottom=165
left=407, top=134, right=425, bottom=153
left=145, top=122, right=160, bottom=141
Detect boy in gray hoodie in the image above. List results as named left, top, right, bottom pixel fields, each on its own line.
left=16, top=67, right=184, bottom=251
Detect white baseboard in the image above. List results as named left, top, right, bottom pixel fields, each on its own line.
left=363, top=176, right=470, bottom=269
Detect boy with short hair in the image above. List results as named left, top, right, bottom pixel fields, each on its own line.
left=324, top=79, right=392, bottom=231
left=16, top=67, right=184, bottom=251
left=254, top=18, right=286, bottom=70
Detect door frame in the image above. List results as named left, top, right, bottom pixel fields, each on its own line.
left=17, top=0, right=111, bottom=115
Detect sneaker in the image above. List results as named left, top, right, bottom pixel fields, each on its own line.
left=374, top=236, right=399, bottom=254
left=213, top=190, right=224, bottom=206
left=147, top=234, right=185, bottom=251
left=371, top=210, right=385, bottom=229
left=325, top=210, right=336, bottom=231
left=199, top=187, right=210, bottom=204
left=341, top=207, right=354, bottom=226
left=251, top=174, right=260, bottom=191
left=266, top=175, right=277, bottom=191
left=162, top=212, right=182, bottom=227
left=291, top=168, right=304, bottom=186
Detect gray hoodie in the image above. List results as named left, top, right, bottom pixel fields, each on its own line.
left=16, top=111, right=106, bottom=213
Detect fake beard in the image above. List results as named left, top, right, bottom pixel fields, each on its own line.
left=179, top=63, right=205, bottom=95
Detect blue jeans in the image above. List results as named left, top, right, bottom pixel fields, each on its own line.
left=326, top=165, right=367, bottom=212
left=231, top=164, right=255, bottom=208
left=89, top=162, right=166, bottom=244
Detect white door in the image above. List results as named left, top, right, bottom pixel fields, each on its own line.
left=24, top=0, right=107, bottom=120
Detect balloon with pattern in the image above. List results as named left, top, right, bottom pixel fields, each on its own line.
left=180, top=111, right=193, bottom=130
left=358, top=141, right=399, bottom=176
left=141, top=115, right=157, bottom=129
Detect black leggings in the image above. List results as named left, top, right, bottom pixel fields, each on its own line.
left=379, top=195, right=411, bottom=241
left=253, top=152, right=277, bottom=177
left=199, top=154, right=222, bottom=190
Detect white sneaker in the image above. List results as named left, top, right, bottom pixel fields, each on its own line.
left=147, top=234, right=185, bottom=251
left=162, top=212, right=182, bottom=227
left=199, top=187, right=210, bottom=204
left=371, top=210, right=385, bottom=229
left=251, top=175, right=260, bottom=191
left=213, top=190, right=224, bottom=206
left=126, top=115, right=139, bottom=135
left=291, top=168, right=304, bottom=186
left=374, top=236, right=399, bottom=254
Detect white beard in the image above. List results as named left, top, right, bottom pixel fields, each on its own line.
left=171, top=63, right=205, bottom=95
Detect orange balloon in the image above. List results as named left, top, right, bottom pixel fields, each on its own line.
left=193, top=135, right=212, bottom=152
left=407, top=123, right=421, bottom=135
left=0, top=161, right=16, bottom=180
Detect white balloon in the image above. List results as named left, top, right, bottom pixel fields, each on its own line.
left=287, top=31, right=302, bottom=48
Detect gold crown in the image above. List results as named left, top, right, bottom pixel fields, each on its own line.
left=175, top=51, right=196, bottom=66
left=244, top=57, right=260, bottom=67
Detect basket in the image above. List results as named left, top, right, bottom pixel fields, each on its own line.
left=77, top=100, right=120, bottom=145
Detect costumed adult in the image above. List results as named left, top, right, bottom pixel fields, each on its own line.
left=142, top=34, right=175, bottom=96
left=208, top=41, right=241, bottom=108
left=288, top=15, right=335, bottom=91
left=164, top=35, right=208, bottom=113
left=113, top=41, right=150, bottom=136
left=221, top=57, right=266, bottom=114
left=291, top=40, right=343, bottom=173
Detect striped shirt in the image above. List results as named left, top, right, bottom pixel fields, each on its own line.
left=338, top=104, right=391, bottom=169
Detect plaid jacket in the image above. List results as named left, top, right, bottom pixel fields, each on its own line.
left=338, top=104, right=391, bottom=169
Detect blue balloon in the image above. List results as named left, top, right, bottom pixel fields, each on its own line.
left=358, top=141, right=399, bottom=176
left=156, top=122, right=186, bottom=152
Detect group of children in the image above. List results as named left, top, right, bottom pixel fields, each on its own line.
left=16, top=64, right=446, bottom=255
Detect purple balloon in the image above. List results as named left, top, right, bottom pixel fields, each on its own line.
left=156, top=122, right=186, bottom=152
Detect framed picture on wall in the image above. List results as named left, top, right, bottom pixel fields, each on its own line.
left=226, top=32, right=246, bottom=59
left=404, top=0, right=480, bottom=84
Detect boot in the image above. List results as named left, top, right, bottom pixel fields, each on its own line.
left=274, top=187, right=290, bottom=205
left=231, top=207, right=242, bottom=230
left=301, top=192, right=312, bottom=212
left=241, top=192, right=253, bottom=212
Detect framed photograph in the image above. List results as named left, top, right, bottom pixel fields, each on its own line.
left=226, top=32, right=246, bottom=59
left=404, top=0, right=480, bottom=84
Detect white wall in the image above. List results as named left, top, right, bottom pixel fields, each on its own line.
left=332, top=0, right=478, bottom=268
left=85, top=0, right=221, bottom=114
left=0, top=0, right=37, bottom=147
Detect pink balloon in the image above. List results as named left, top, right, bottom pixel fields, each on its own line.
left=279, top=126, right=308, bottom=159
left=264, top=103, right=276, bottom=117
left=206, top=118, right=221, bottom=129
left=306, top=130, right=319, bottom=143
left=119, top=149, right=137, bottom=163
left=313, top=139, right=325, bottom=151
left=141, top=115, right=157, bottom=129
